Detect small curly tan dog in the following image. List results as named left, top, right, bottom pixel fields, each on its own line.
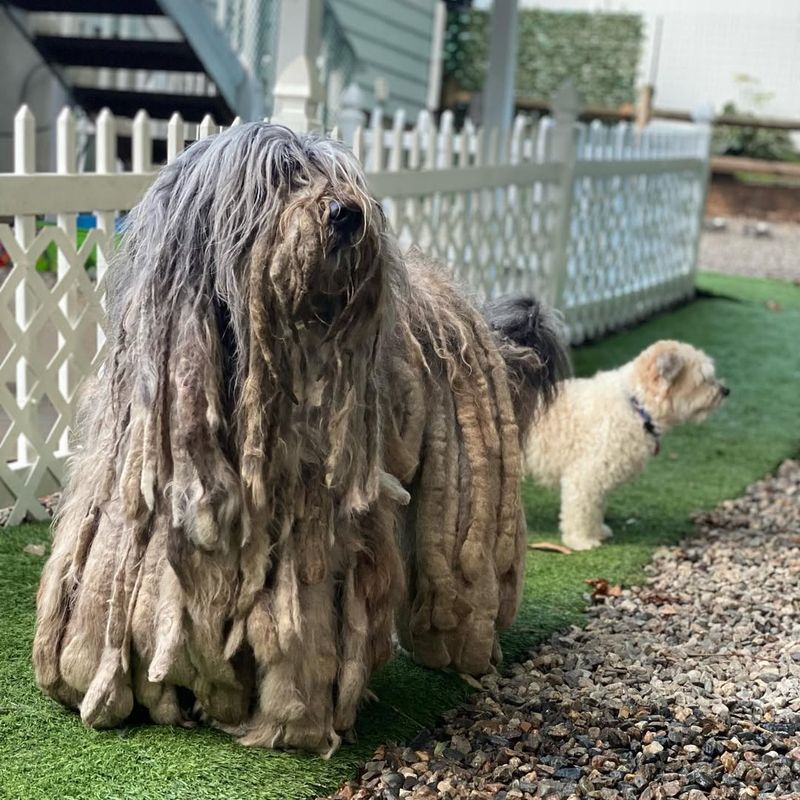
left=484, top=307, right=729, bottom=552
left=526, top=340, right=729, bottom=550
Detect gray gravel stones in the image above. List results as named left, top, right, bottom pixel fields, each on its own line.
left=699, top=218, right=800, bottom=283
left=325, top=461, right=800, bottom=800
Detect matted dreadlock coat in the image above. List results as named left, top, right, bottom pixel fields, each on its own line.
left=32, top=123, right=563, bottom=755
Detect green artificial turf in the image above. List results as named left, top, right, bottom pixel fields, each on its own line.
left=696, top=270, right=800, bottom=309
left=1, top=272, right=799, bottom=800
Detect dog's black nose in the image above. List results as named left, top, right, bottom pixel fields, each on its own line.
left=328, top=201, right=363, bottom=240
left=720, top=385, right=730, bottom=397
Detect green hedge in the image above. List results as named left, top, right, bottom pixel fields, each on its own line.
left=444, top=8, right=643, bottom=108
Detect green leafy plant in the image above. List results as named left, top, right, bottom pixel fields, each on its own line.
left=711, top=76, right=798, bottom=162
left=712, top=102, right=797, bottom=161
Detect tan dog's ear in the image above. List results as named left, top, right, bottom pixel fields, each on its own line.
left=656, top=350, right=683, bottom=383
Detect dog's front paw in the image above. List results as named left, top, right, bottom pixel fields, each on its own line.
left=561, top=533, right=603, bottom=551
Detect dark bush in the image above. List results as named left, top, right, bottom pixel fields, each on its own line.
left=712, top=102, right=798, bottom=162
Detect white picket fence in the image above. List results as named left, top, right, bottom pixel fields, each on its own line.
left=0, top=90, right=711, bottom=523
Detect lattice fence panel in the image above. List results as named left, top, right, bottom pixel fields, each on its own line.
left=0, top=106, right=228, bottom=524
left=386, top=179, right=562, bottom=302
left=564, top=169, right=702, bottom=341
left=0, top=224, right=113, bottom=523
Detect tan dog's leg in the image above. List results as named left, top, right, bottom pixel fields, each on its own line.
left=559, top=473, right=608, bottom=551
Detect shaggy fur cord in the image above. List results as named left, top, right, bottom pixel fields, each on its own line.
left=387, top=253, right=564, bottom=676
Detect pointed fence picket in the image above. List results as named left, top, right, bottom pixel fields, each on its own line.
left=0, top=97, right=711, bottom=523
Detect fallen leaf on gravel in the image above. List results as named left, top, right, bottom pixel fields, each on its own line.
left=586, top=578, right=623, bottom=601
left=529, top=541, right=573, bottom=555
left=23, top=543, right=45, bottom=556
left=721, top=751, right=737, bottom=772
left=639, top=590, right=680, bottom=605
left=459, top=673, right=484, bottom=690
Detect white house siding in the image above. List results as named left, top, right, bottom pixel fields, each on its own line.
left=328, top=0, right=438, bottom=116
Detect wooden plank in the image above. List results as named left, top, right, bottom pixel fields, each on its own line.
left=665, top=109, right=800, bottom=132
left=451, top=90, right=800, bottom=132
left=711, top=155, right=800, bottom=178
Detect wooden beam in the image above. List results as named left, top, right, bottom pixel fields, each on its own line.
left=711, top=155, right=800, bottom=178
left=450, top=89, right=800, bottom=132
left=635, top=85, right=654, bottom=130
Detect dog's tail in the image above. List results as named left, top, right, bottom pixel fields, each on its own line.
left=483, top=295, right=571, bottom=433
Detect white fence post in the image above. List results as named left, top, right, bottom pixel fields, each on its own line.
left=689, top=103, right=714, bottom=286
left=271, top=0, right=324, bottom=133
left=132, top=110, right=152, bottom=173
left=56, top=107, right=77, bottom=457
left=167, top=112, right=185, bottom=164
left=199, top=114, right=219, bottom=139
left=369, top=105, right=385, bottom=172
left=336, top=83, right=366, bottom=146
left=13, top=106, right=36, bottom=471
left=94, top=108, right=116, bottom=356
left=549, top=81, right=581, bottom=314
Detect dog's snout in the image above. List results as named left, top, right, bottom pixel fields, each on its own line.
left=328, top=201, right=363, bottom=239
left=720, top=384, right=730, bottom=397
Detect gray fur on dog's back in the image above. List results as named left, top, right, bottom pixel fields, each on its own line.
left=483, top=295, right=571, bottom=433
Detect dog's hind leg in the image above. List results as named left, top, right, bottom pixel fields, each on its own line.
left=559, top=473, right=608, bottom=551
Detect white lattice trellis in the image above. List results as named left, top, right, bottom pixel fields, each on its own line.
left=0, top=93, right=711, bottom=523
left=563, top=119, right=708, bottom=341
left=370, top=113, right=563, bottom=303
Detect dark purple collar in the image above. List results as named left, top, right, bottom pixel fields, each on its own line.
left=630, top=396, right=661, bottom=455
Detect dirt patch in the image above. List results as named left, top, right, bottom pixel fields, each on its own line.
left=706, top=175, right=800, bottom=224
